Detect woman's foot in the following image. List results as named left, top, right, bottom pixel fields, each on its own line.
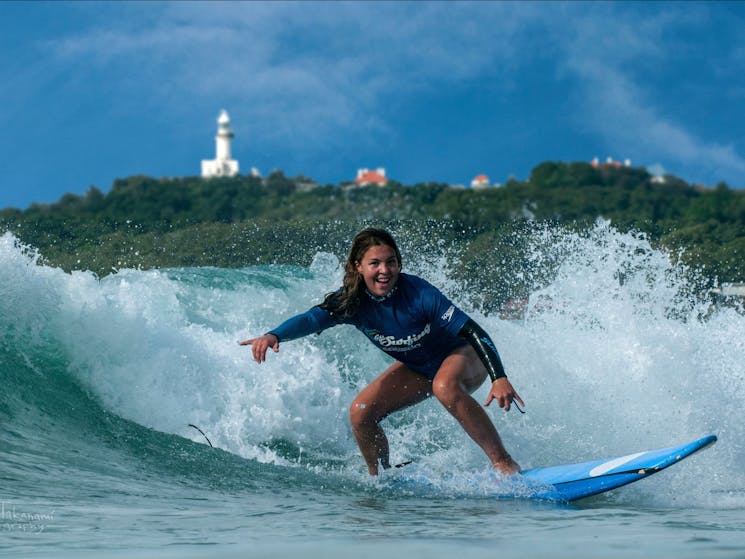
left=494, top=456, right=521, bottom=475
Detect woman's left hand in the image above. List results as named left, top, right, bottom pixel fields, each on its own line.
left=484, top=377, right=524, bottom=411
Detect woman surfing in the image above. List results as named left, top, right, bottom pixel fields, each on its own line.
left=241, top=227, right=523, bottom=475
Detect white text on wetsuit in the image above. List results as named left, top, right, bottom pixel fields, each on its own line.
left=369, top=323, right=431, bottom=351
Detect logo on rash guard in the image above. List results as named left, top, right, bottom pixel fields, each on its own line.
left=365, top=323, right=431, bottom=350
left=480, top=336, right=498, bottom=353
left=441, top=305, right=455, bottom=322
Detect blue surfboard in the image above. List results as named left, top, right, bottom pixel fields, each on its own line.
left=387, top=435, right=716, bottom=502
left=520, top=434, right=717, bottom=502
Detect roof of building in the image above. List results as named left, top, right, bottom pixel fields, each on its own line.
left=355, top=170, right=388, bottom=185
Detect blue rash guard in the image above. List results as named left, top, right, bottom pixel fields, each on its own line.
left=267, top=273, right=470, bottom=379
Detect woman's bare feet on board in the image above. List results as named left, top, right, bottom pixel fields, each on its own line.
left=494, top=456, right=521, bottom=475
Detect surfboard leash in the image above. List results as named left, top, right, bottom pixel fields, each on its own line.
left=188, top=423, right=214, bottom=448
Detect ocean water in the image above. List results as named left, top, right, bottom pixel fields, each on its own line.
left=1, top=223, right=744, bottom=558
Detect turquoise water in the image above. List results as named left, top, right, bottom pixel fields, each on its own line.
left=1, top=225, right=744, bottom=558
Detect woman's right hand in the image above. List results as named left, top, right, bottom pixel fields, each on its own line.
left=239, top=334, right=279, bottom=364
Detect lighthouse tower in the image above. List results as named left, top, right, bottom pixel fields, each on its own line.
left=201, top=110, right=239, bottom=178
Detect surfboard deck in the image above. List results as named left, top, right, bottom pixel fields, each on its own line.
left=519, top=434, right=717, bottom=502
left=387, top=435, right=716, bottom=502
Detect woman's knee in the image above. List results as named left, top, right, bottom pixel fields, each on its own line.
left=349, top=397, right=379, bottom=429
left=431, top=376, right=460, bottom=406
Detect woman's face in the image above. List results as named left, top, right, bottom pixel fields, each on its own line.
left=355, top=244, right=400, bottom=298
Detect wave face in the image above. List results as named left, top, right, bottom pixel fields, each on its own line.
left=1, top=224, right=742, bottom=508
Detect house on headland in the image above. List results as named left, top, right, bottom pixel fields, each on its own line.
left=354, top=168, right=388, bottom=186
left=591, top=156, right=631, bottom=169
left=471, top=174, right=490, bottom=188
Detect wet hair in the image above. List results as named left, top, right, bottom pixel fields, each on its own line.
left=319, top=227, right=402, bottom=318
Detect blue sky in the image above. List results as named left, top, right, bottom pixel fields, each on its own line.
left=2, top=1, right=745, bottom=209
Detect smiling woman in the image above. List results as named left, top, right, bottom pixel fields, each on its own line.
left=240, top=227, right=524, bottom=476
left=355, top=244, right=400, bottom=298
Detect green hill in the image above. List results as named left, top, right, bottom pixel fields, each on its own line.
left=2, top=162, right=743, bottom=308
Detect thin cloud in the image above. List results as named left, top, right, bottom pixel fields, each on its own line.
left=558, top=5, right=745, bottom=182
left=37, top=2, right=541, bottom=148
left=42, top=5, right=396, bottom=146
left=6, top=2, right=745, bottom=186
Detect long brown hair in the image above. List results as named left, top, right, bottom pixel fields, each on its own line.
left=320, top=227, right=402, bottom=318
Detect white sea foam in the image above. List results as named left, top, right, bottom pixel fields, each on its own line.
left=1, top=226, right=742, bottom=506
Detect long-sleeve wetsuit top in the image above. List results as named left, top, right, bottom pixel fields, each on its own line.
left=267, top=273, right=471, bottom=379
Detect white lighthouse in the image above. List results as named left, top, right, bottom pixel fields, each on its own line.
left=201, top=110, right=239, bottom=178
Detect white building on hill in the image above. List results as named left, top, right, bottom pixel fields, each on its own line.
left=591, top=156, right=631, bottom=169
left=202, top=110, right=239, bottom=178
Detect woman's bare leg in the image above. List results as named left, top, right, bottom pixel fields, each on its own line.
left=432, top=345, right=520, bottom=474
left=349, top=362, right=432, bottom=475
